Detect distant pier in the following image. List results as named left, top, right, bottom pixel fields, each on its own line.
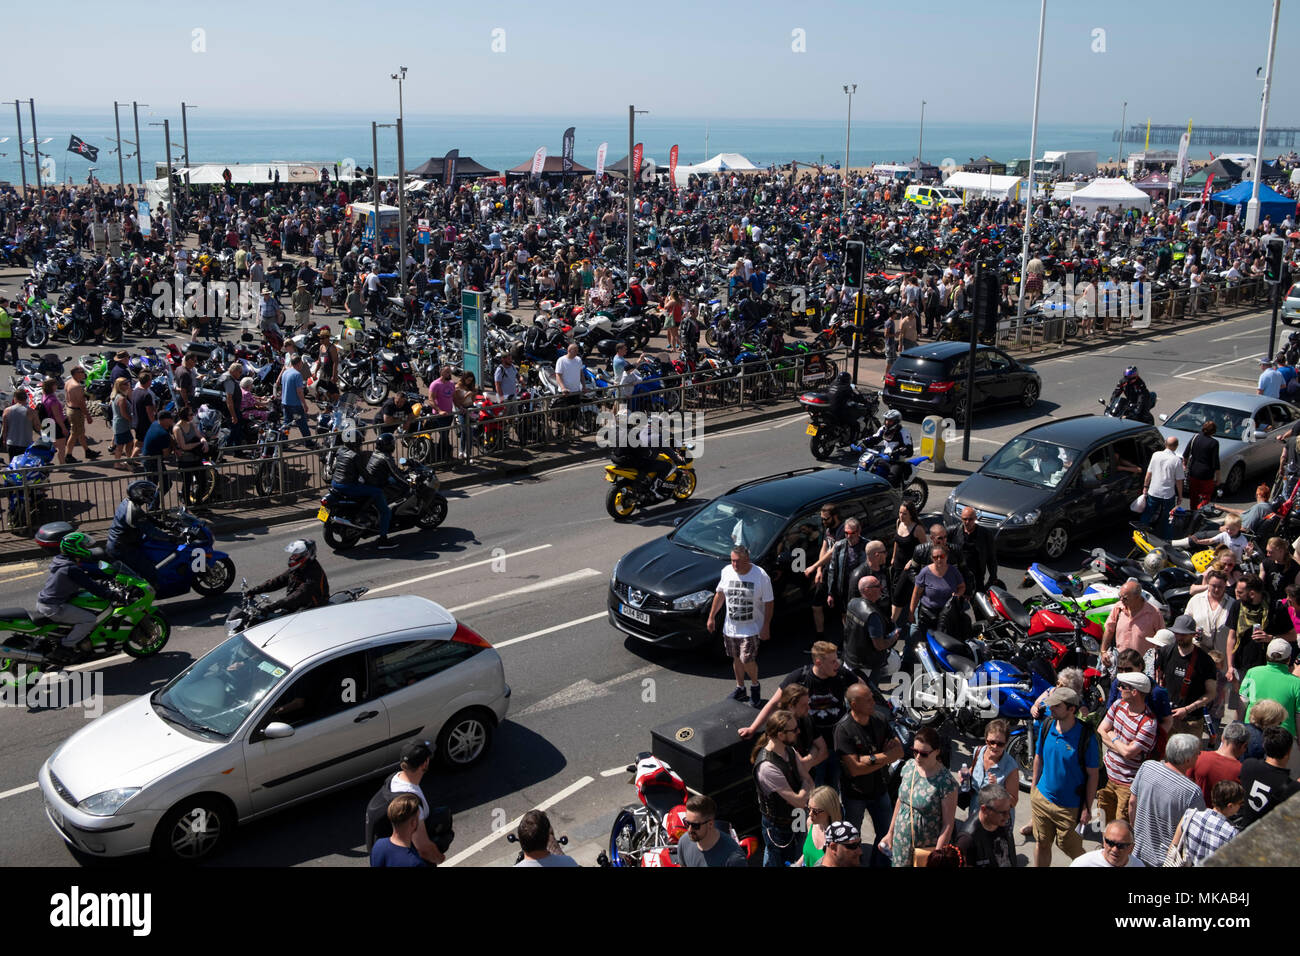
left=1114, top=125, right=1299, bottom=148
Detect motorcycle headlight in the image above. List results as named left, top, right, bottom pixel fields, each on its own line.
left=77, top=787, right=141, bottom=816
left=1004, top=509, right=1040, bottom=527
left=673, top=589, right=714, bottom=611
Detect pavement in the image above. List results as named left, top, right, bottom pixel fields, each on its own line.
left=0, top=279, right=1281, bottom=868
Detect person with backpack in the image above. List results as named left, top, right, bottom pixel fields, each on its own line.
left=1029, top=686, right=1100, bottom=867
left=1096, top=671, right=1159, bottom=825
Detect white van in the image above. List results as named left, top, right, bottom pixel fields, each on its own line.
left=903, top=184, right=963, bottom=208
left=871, top=164, right=912, bottom=184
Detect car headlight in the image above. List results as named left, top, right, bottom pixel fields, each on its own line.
left=610, top=562, right=620, bottom=590
left=77, top=787, right=141, bottom=816
left=1004, top=509, right=1040, bottom=527
left=673, top=590, right=715, bottom=611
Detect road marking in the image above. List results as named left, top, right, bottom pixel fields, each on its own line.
left=1209, top=330, right=1255, bottom=343
left=1174, top=355, right=1258, bottom=379
left=447, top=569, right=603, bottom=615
left=441, top=775, right=595, bottom=867
left=367, top=544, right=553, bottom=594
left=0, top=782, right=38, bottom=800
left=514, top=664, right=658, bottom=717
left=0, top=570, right=43, bottom=584
left=601, top=766, right=630, bottom=777
left=59, top=653, right=129, bottom=673
left=0, top=561, right=38, bottom=576
left=494, top=611, right=607, bottom=650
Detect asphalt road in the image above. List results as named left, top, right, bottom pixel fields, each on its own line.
left=0, top=305, right=1277, bottom=867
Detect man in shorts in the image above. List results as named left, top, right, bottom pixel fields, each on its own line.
left=63, top=365, right=100, bottom=462
left=708, top=545, right=774, bottom=708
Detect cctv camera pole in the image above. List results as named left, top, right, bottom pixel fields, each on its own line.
left=8, top=101, right=27, bottom=196
left=963, top=259, right=983, bottom=460
left=132, top=101, right=144, bottom=184
left=1017, top=0, right=1047, bottom=319
left=627, top=104, right=635, bottom=281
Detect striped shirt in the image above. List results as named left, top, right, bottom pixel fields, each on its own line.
left=1102, top=701, right=1158, bottom=785
left=1180, top=808, right=1239, bottom=865
left=1130, top=762, right=1206, bottom=867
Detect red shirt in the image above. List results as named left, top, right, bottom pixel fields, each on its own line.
left=1192, top=751, right=1242, bottom=807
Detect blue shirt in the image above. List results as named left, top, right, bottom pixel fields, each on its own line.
left=141, top=421, right=172, bottom=458
left=1035, top=718, right=1100, bottom=809
left=369, top=838, right=428, bottom=867
left=1258, top=368, right=1284, bottom=398
left=281, top=367, right=305, bottom=408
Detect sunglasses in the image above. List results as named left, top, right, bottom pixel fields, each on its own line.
left=834, top=842, right=862, bottom=851
left=985, top=739, right=1006, bottom=747
left=1104, top=839, right=1133, bottom=849
left=914, top=748, right=934, bottom=758
left=685, top=819, right=711, bottom=830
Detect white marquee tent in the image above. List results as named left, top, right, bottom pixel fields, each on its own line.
left=1067, top=177, right=1152, bottom=214
left=673, top=152, right=760, bottom=186
left=942, top=171, right=1024, bottom=201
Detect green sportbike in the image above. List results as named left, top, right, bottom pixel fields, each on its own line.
left=0, top=562, right=170, bottom=688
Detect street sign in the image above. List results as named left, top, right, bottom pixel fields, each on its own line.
left=461, top=289, right=486, bottom=384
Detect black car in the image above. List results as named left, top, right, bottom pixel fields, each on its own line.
left=609, top=467, right=900, bottom=650
left=943, top=415, right=1165, bottom=560
left=883, top=342, right=1041, bottom=425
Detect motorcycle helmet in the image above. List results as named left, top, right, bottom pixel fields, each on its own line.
left=376, top=432, right=396, bottom=455
left=662, top=805, right=690, bottom=844
left=1124, top=366, right=1139, bottom=379
left=836, top=371, right=851, bottom=385
left=883, top=409, right=902, bottom=426
left=195, top=405, right=222, bottom=437
left=126, top=480, right=158, bottom=509
left=285, top=539, right=317, bottom=569
left=60, top=531, right=96, bottom=559
left=1141, top=549, right=1166, bottom=576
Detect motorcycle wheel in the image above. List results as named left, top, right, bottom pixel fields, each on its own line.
left=137, top=316, right=159, bottom=337
left=902, top=477, right=929, bottom=513
left=1007, top=734, right=1033, bottom=792
left=25, top=325, right=48, bottom=348
left=364, top=378, right=389, bottom=406
left=416, top=496, right=448, bottom=530
left=121, top=611, right=171, bottom=658
left=672, top=469, right=697, bottom=500
left=606, top=483, right=639, bottom=520
left=255, top=460, right=281, bottom=498
left=704, top=328, right=718, bottom=347
left=106, top=323, right=123, bottom=344
left=406, top=435, right=431, bottom=463
left=192, top=557, right=236, bottom=597
left=182, top=466, right=217, bottom=506
left=67, top=324, right=86, bottom=346
left=607, top=806, right=643, bottom=868
left=809, top=429, right=838, bottom=461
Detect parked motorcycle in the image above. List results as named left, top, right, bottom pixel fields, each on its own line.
left=319, top=459, right=448, bottom=551
left=2, top=439, right=57, bottom=530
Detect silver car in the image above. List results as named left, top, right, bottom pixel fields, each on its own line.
left=1284, top=282, right=1300, bottom=326
left=39, top=595, right=510, bottom=863
left=1158, top=391, right=1300, bottom=495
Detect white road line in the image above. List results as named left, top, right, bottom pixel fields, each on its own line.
left=441, top=775, right=595, bottom=867
left=447, top=569, right=602, bottom=615
left=65, top=653, right=128, bottom=673
left=0, top=782, right=38, bottom=800
left=0, top=561, right=38, bottom=575
left=0, top=570, right=43, bottom=584
left=494, top=612, right=607, bottom=650
left=367, top=544, right=553, bottom=594
left=1174, top=354, right=1258, bottom=379
left=1209, top=330, right=1256, bottom=343
left=601, top=766, right=630, bottom=777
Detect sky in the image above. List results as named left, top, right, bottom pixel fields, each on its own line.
left=5, top=0, right=1294, bottom=127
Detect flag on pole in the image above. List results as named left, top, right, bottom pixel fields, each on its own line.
left=530, top=146, right=546, bottom=177
left=1176, top=132, right=1190, bottom=180
left=443, top=149, right=459, bottom=187
left=561, top=127, right=575, bottom=174
left=595, top=142, right=607, bottom=181
left=632, top=142, right=643, bottom=180
left=67, top=134, right=99, bottom=162
left=669, top=144, right=679, bottom=189
left=1201, top=175, right=1215, bottom=206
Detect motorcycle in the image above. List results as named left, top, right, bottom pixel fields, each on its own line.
left=855, top=446, right=931, bottom=512
left=799, top=388, right=881, bottom=461
left=319, top=458, right=449, bottom=551
left=604, top=447, right=697, bottom=519
left=363, top=335, right=420, bottom=406
left=0, top=560, right=170, bottom=687
left=3, top=439, right=57, bottom=530
left=600, top=754, right=697, bottom=868
left=225, top=577, right=369, bottom=636
left=1099, top=389, right=1156, bottom=425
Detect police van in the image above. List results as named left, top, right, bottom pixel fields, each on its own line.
left=904, top=185, right=963, bottom=208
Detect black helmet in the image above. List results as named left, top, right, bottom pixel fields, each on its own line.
left=126, top=480, right=158, bottom=508
left=376, top=432, right=396, bottom=455
left=836, top=371, right=851, bottom=384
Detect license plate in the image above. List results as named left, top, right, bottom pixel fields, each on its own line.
left=619, top=604, right=650, bottom=625
left=900, top=383, right=922, bottom=393
left=316, top=507, right=329, bottom=521
left=805, top=424, right=818, bottom=436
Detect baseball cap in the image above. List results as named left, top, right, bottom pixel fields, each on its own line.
left=1260, top=356, right=1273, bottom=366
left=823, top=821, right=861, bottom=845
left=399, top=740, right=433, bottom=767
left=1043, top=686, right=1081, bottom=708
left=1170, top=614, right=1197, bottom=635
left=1116, top=671, right=1152, bottom=694
left=1149, top=628, right=1175, bottom=648
left=1267, top=638, right=1293, bottom=661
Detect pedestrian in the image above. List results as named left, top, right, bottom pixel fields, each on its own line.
left=513, top=809, right=580, bottom=867
left=1182, top=420, right=1221, bottom=510
left=1158, top=614, right=1220, bottom=740
left=751, top=709, right=814, bottom=867
left=1227, top=576, right=1296, bottom=716
left=280, top=357, right=314, bottom=444
left=1237, top=726, right=1299, bottom=826
left=957, top=718, right=1020, bottom=816
left=1029, top=686, right=1100, bottom=866
left=109, top=377, right=135, bottom=470
left=1096, top=671, right=1159, bottom=824
left=1171, top=780, right=1246, bottom=865
left=818, top=821, right=865, bottom=867
left=382, top=740, right=445, bottom=865
left=954, top=783, right=1016, bottom=868
left=676, top=795, right=747, bottom=868
left=1128, top=733, right=1205, bottom=867
left=131, top=372, right=156, bottom=457
left=38, top=377, right=69, bottom=465
left=453, top=372, right=478, bottom=462
left=1258, top=356, right=1284, bottom=398
left=738, top=682, right=828, bottom=779
left=1069, top=819, right=1144, bottom=868
left=369, top=794, right=428, bottom=867
left=834, top=681, right=904, bottom=864
left=841, top=575, right=899, bottom=682
left=1239, top=637, right=1300, bottom=738
left=909, top=542, right=966, bottom=639
left=1100, top=578, right=1165, bottom=674
left=707, top=545, right=774, bottom=707
left=800, top=786, right=843, bottom=867
left=663, top=287, right=682, bottom=350
left=1139, top=436, right=1184, bottom=538
left=804, top=504, right=843, bottom=641
left=879, top=726, right=957, bottom=868
left=292, top=277, right=313, bottom=331
left=174, top=352, right=199, bottom=414
left=0, top=297, right=18, bottom=364
left=809, top=516, right=867, bottom=633
left=1193, top=720, right=1247, bottom=806
left=1, top=387, right=38, bottom=462
left=62, top=365, right=99, bottom=461
left=949, top=505, right=999, bottom=592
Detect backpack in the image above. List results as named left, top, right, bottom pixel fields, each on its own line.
left=1037, top=717, right=1099, bottom=812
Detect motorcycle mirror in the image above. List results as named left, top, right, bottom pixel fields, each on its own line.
left=398, top=458, right=408, bottom=467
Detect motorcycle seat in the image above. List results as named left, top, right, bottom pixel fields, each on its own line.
left=0, top=606, right=33, bottom=621
left=640, top=782, right=685, bottom=824
left=927, top=628, right=970, bottom=659
left=989, top=586, right=1032, bottom=631
left=1034, top=565, right=1080, bottom=598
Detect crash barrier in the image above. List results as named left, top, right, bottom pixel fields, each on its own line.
left=0, top=345, right=849, bottom=538
left=994, top=277, right=1276, bottom=352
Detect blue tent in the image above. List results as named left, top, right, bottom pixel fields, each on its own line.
left=1209, top=180, right=1295, bottom=222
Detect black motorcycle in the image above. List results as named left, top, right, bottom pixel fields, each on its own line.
left=319, top=459, right=449, bottom=551
left=798, top=388, right=881, bottom=461
left=364, top=342, right=420, bottom=406
left=225, top=577, right=369, bottom=635
left=1099, top=388, right=1156, bottom=425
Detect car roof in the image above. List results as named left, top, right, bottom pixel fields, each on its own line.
left=898, top=342, right=996, bottom=361
left=724, top=467, right=894, bottom=515
left=1173, top=391, right=1288, bottom=414
left=1017, top=414, right=1153, bottom=447
left=245, top=595, right=455, bottom=664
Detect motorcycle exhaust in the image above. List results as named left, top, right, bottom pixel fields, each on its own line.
left=326, top=515, right=368, bottom=531
left=0, top=645, right=48, bottom=664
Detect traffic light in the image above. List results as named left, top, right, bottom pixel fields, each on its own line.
left=844, top=240, right=865, bottom=289
left=973, top=271, right=1001, bottom=333
left=1265, top=236, right=1285, bottom=283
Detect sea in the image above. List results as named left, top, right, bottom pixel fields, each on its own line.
left=1, top=111, right=1224, bottom=188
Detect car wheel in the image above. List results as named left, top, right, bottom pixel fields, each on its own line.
left=1223, top=462, right=1246, bottom=497
left=437, top=708, right=494, bottom=768
left=1021, top=380, right=1040, bottom=408
left=952, top=395, right=970, bottom=426
left=152, top=795, right=233, bottom=863
left=1042, top=522, right=1070, bottom=560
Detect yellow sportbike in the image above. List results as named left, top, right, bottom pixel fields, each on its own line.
left=604, top=450, right=696, bottom=520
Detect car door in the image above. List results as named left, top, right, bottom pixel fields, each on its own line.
left=769, top=507, right=826, bottom=612
left=242, top=650, right=390, bottom=813
left=1106, top=436, right=1151, bottom=516
left=1246, top=407, right=1277, bottom=472
left=986, top=350, right=1020, bottom=403
left=970, top=350, right=997, bottom=406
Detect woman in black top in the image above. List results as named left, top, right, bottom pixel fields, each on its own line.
left=1183, top=420, right=1221, bottom=510
left=890, top=501, right=927, bottom=619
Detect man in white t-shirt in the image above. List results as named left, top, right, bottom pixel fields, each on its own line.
left=1140, top=436, right=1184, bottom=539
left=708, top=545, right=775, bottom=708
left=385, top=740, right=445, bottom=865
left=1069, top=820, right=1145, bottom=867
left=554, top=343, right=586, bottom=431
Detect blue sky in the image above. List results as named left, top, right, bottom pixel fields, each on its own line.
left=9, top=0, right=1294, bottom=127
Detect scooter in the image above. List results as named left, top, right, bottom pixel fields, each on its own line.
left=855, top=446, right=931, bottom=512
left=319, top=459, right=449, bottom=551
left=225, top=578, right=369, bottom=635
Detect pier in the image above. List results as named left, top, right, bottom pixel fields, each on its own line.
left=1113, top=125, right=1299, bottom=148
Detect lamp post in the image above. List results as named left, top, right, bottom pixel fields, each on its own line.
left=1119, top=100, right=1127, bottom=169
left=842, top=84, right=856, bottom=229
left=391, top=67, right=408, bottom=295
left=1246, top=0, right=1281, bottom=232
left=28, top=99, right=41, bottom=195
left=3, top=102, right=26, bottom=195
left=627, top=104, right=648, bottom=281
left=132, top=102, right=148, bottom=184
left=1017, top=0, right=1047, bottom=319
left=181, top=102, right=197, bottom=204
left=113, top=101, right=126, bottom=186
left=149, top=120, right=176, bottom=241
left=918, top=99, right=926, bottom=164
left=375, top=122, right=396, bottom=260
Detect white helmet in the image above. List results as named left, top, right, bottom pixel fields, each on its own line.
left=1141, top=549, right=1166, bottom=576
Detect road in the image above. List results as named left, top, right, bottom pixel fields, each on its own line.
left=0, top=306, right=1276, bottom=867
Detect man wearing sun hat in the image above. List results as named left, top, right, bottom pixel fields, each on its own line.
left=1030, top=685, right=1100, bottom=867
left=1258, top=356, right=1284, bottom=399
left=1240, top=638, right=1300, bottom=738
left=1157, top=614, right=1218, bottom=740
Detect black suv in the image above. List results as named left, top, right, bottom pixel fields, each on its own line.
left=943, top=415, right=1164, bottom=560
left=609, top=467, right=900, bottom=650
left=883, top=342, right=1041, bottom=424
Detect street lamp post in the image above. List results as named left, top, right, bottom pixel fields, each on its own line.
left=113, top=101, right=125, bottom=186
left=842, top=84, right=856, bottom=228
left=4, top=102, right=26, bottom=195
left=1017, top=0, right=1047, bottom=319
left=28, top=99, right=41, bottom=194
left=627, top=105, right=648, bottom=281
left=1246, top=0, right=1281, bottom=232
left=918, top=99, right=926, bottom=164
left=150, top=120, right=176, bottom=241
left=391, top=67, right=408, bottom=296
left=181, top=102, right=197, bottom=204
left=1119, top=101, right=1127, bottom=169
left=132, top=102, right=148, bottom=185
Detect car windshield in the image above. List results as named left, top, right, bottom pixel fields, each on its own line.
left=672, top=499, right=787, bottom=559
left=1165, top=402, right=1253, bottom=441
left=153, top=635, right=290, bottom=738
left=980, top=437, right=1082, bottom=489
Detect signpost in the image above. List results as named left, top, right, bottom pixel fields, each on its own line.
left=462, top=289, right=486, bottom=385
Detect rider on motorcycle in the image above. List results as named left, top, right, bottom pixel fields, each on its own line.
left=328, top=426, right=395, bottom=550
left=861, top=409, right=914, bottom=486
left=610, top=418, right=684, bottom=494
left=363, top=432, right=407, bottom=550
left=1111, top=366, right=1152, bottom=418
left=35, top=532, right=118, bottom=664
left=105, top=480, right=174, bottom=585
left=247, top=539, right=330, bottom=614
left=626, top=277, right=648, bottom=315
left=827, top=371, right=871, bottom=434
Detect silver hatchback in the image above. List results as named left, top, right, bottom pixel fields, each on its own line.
left=1158, top=391, right=1300, bottom=495
left=39, top=595, right=510, bottom=863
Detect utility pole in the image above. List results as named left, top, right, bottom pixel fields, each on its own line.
left=392, top=67, right=408, bottom=295
left=918, top=99, right=926, bottom=164
left=150, top=120, right=176, bottom=241
left=181, top=102, right=197, bottom=204
left=626, top=105, right=648, bottom=281
left=1246, top=0, right=1281, bottom=231
left=28, top=99, right=41, bottom=195
left=113, top=101, right=125, bottom=186
left=842, top=84, right=856, bottom=230
left=1119, top=101, right=1127, bottom=168
left=4, top=102, right=26, bottom=195
left=1017, top=0, right=1047, bottom=318
left=132, top=101, right=147, bottom=184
